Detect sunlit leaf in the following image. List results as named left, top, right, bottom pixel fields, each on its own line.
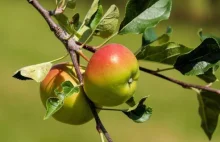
left=66, top=0, right=76, bottom=9
left=44, top=97, right=63, bottom=120
left=13, top=62, right=52, bottom=82
left=197, top=91, right=220, bottom=140
left=61, top=81, right=79, bottom=97
left=119, top=0, right=172, bottom=34
left=123, top=96, right=152, bottom=123
left=90, top=5, right=103, bottom=30
left=54, top=13, right=73, bottom=33
left=82, top=0, right=100, bottom=26
left=94, top=5, right=119, bottom=38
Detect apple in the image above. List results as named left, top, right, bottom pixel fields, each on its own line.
left=83, top=43, right=140, bottom=106
left=40, top=62, right=97, bottom=125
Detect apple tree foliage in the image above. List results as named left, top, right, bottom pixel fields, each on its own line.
left=13, top=0, right=220, bottom=140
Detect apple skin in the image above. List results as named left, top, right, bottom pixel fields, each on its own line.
left=83, top=43, right=140, bottom=106
left=40, top=62, right=96, bottom=125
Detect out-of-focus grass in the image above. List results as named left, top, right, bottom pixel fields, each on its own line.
left=1, top=0, right=220, bottom=142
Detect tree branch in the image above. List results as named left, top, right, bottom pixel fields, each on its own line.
left=139, top=66, right=220, bottom=94
left=27, top=0, right=112, bottom=141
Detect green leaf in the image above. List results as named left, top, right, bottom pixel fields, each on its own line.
left=13, top=62, right=52, bottom=82
left=66, top=0, right=76, bottom=9
left=142, top=28, right=158, bottom=46
left=123, top=96, right=152, bottom=123
left=71, top=13, right=80, bottom=29
left=82, top=0, right=100, bottom=26
left=119, top=0, right=172, bottom=34
left=77, top=25, right=93, bottom=42
left=136, top=42, right=191, bottom=65
left=174, top=38, right=220, bottom=76
left=90, top=5, right=103, bottom=30
left=54, top=13, right=73, bottom=34
left=195, top=30, right=220, bottom=83
left=197, top=91, right=220, bottom=140
left=61, top=81, right=79, bottom=97
left=54, top=81, right=79, bottom=98
left=54, top=13, right=81, bottom=38
left=94, top=5, right=119, bottom=38
left=197, top=68, right=219, bottom=83
left=142, top=26, right=172, bottom=47
left=126, top=97, right=136, bottom=107
left=44, top=97, right=64, bottom=120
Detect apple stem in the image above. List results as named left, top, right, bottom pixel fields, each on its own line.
left=27, top=1, right=114, bottom=142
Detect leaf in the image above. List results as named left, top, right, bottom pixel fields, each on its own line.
left=82, top=0, right=100, bottom=26
left=136, top=42, right=191, bottom=65
left=119, top=0, right=172, bottom=34
left=44, top=97, right=64, bottom=120
left=94, top=5, right=119, bottom=38
left=54, top=13, right=73, bottom=34
left=174, top=38, right=220, bottom=76
left=13, top=62, right=52, bottom=82
left=197, top=68, right=219, bottom=83
left=197, top=91, right=220, bottom=140
left=71, top=13, right=80, bottom=29
left=90, top=5, right=103, bottom=30
left=195, top=30, right=220, bottom=83
left=66, top=0, right=76, bottom=9
left=142, top=26, right=172, bottom=47
left=123, top=96, right=152, bottom=123
left=142, top=28, right=158, bottom=46
left=77, top=25, right=93, bottom=42
left=44, top=81, right=79, bottom=119
left=60, top=81, right=79, bottom=97
left=126, top=96, right=136, bottom=107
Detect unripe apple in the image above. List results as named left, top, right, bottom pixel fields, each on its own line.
left=40, top=62, right=97, bottom=125
left=83, top=43, right=140, bottom=106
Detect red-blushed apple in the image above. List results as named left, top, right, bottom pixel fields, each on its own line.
left=83, top=43, right=140, bottom=106
left=40, top=62, right=98, bottom=125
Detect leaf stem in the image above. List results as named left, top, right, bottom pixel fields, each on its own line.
left=155, top=67, right=175, bottom=72
left=96, top=32, right=118, bottom=49
left=99, top=132, right=105, bottom=142
left=49, top=53, right=69, bottom=63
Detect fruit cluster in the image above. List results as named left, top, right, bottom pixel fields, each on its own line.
left=40, top=44, right=140, bottom=125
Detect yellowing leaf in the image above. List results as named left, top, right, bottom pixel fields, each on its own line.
left=13, top=62, right=52, bottom=82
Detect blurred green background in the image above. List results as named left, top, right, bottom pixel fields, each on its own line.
left=1, top=0, right=220, bottom=142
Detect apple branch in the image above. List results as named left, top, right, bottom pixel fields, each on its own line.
left=139, top=66, right=220, bottom=95
left=27, top=0, right=112, bottom=141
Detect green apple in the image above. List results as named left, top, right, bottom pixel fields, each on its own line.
left=83, top=43, right=140, bottom=106
left=40, top=62, right=97, bottom=125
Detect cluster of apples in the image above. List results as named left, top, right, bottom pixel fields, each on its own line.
left=40, top=43, right=140, bottom=125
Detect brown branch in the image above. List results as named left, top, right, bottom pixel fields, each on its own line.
left=139, top=66, right=220, bottom=94
left=75, top=41, right=97, bottom=53
left=27, top=0, right=112, bottom=141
